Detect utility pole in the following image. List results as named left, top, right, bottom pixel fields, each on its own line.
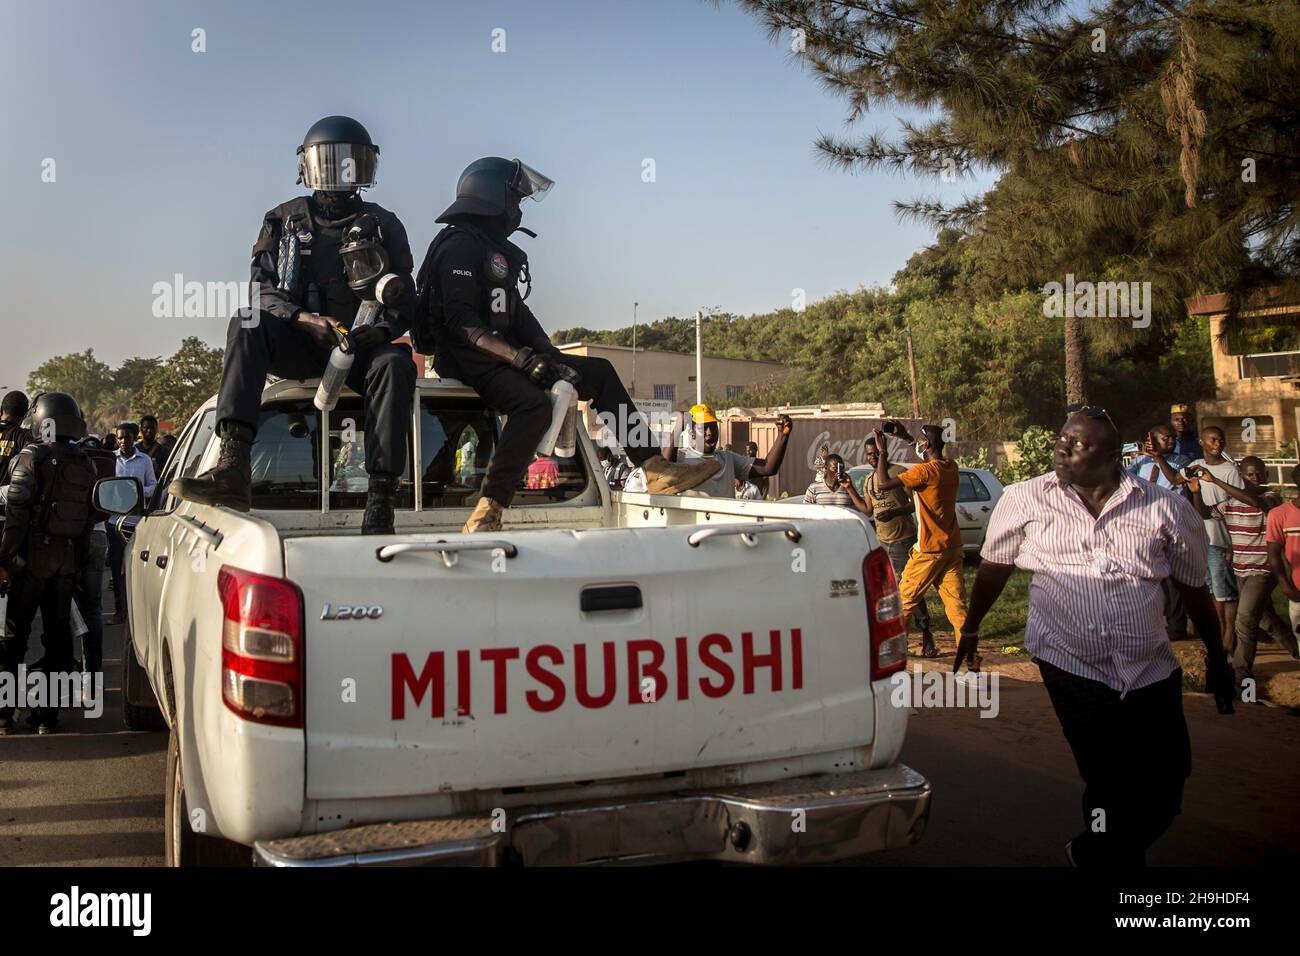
left=631, top=301, right=638, bottom=398
left=694, top=310, right=703, bottom=406
left=905, top=326, right=921, bottom=419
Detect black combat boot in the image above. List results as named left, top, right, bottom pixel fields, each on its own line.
left=362, top=475, right=397, bottom=535
left=168, top=422, right=254, bottom=511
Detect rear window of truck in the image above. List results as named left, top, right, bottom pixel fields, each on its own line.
left=245, top=396, right=589, bottom=511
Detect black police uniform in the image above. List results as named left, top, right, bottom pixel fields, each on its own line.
left=217, top=193, right=418, bottom=477
left=415, top=221, right=657, bottom=507
left=0, top=440, right=97, bottom=729
left=0, top=421, right=32, bottom=480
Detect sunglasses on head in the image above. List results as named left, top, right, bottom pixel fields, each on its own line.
left=1065, top=403, right=1117, bottom=430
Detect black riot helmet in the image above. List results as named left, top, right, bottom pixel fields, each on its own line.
left=437, top=157, right=554, bottom=222
left=27, top=392, right=87, bottom=442
left=297, top=115, right=379, bottom=192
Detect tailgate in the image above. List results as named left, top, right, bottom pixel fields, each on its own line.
left=286, top=519, right=877, bottom=800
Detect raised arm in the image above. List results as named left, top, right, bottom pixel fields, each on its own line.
left=748, top=415, right=793, bottom=478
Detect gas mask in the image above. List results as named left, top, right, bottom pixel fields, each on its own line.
left=339, top=215, right=406, bottom=306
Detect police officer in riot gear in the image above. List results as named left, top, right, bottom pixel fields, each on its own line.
left=170, top=115, right=418, bottom=533
left=0, top=393, right=98, bottom=734
left=414, top=157, right=717, bottom=533
left=0, top=391, right=32, bottom=484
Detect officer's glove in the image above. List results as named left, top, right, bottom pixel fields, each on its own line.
left=1205, top=651, right=1236, bottom=715
left=552, top=362, right=581, bottom=389
left=511, top=348, right=563, bottom=389
left=296, top=312, right=345, bottom=351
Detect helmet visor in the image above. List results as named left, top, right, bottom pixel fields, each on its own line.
left=511, top=160, right=553, bottom=202
left=299, top=142, right=379, bottom=191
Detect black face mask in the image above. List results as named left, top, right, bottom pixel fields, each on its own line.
left=311, top=190, right=362, bottom=222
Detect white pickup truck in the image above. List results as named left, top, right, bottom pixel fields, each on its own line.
left=100, top=376, right=931, bottom=866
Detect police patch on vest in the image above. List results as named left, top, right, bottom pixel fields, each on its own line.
left=489, top=253, right=509, bottom=281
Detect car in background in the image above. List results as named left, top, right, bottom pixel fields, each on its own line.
left=847, top=465, right=1005, bottom=553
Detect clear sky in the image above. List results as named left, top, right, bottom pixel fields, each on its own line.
left=0, top=0, right=993, bottom=392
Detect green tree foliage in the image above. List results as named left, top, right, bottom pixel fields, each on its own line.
left=134, top=337, right=223, bottom=427
left=112, top=356, right=162, bottom=393
left=734, top=0, right=1300, bottom=403
left=27, top=349, right=114, bottom=413
left=554, top=236, right=1212, bottom=443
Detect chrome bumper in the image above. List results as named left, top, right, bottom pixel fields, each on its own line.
left=253, top=764, right=930, bottom=866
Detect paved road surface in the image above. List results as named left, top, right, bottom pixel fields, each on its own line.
left=2, top=611, right=1297, bottom=867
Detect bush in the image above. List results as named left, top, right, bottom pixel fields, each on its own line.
left=997, top=425, right=1057, bottom=485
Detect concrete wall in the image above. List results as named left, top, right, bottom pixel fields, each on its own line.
left=556, top=343, right=790, bottom=410
left=1187, top=300, right=1300, bottom=457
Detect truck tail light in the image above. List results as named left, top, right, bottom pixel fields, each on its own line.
left=218, top=566, right=304, bottom=728
left=864, top=547, right=907, bottom=680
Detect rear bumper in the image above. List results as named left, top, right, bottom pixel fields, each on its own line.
left=252, top=764, right=930, bottom=866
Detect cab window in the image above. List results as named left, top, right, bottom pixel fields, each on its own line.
left=419, top=396, right=589, bottom=508
left=957, top=472, right=991, bottom=502
left=250, top=400, right=323, bottom=510
left=327, top=397, right=414, bottom=511
left=153, top=409, right=217, bottom=512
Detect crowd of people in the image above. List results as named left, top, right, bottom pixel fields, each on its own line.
left=0, top=388, right=176, bottom=734
left=602, top=397, right=1300, bottom=868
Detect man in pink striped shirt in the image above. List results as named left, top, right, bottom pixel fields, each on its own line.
left=960, top=408, right=1235, bottom=867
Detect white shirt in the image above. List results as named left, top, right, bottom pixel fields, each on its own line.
left=1188, top=458, right=1242, bottom=549
left=981, top=470, right=1208, bottom=695
left=680, top=447, right=751, bottom=498
left=116, top=447, right=157, bottom=500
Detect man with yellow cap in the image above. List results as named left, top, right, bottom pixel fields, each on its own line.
left=662, top=403, right=794, bottom=498
left=1170, top=404, right=1203, bottom=461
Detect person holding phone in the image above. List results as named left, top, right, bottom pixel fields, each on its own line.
left=871, top=421, right=970, bottom=665
left=1127, top=424, right=1190, bottom=492
left=802, top=453, right=869, bottom=511
left=1184, top=426, right=1243, bottom=650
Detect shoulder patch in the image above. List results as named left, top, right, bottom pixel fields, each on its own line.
left=489, top=253, right=510, bottom=281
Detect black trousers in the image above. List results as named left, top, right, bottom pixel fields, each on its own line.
left=1161, top=576, right=1187, bottom=642
left=435, top=348, right=654, bottom=506
left=1038, top=660, right=1191, bottom=866
left=1, top=542, right=79, bottom=725
left=217, top=311, right=416, bottom=476
left=107, top=526, right=126, bottom=617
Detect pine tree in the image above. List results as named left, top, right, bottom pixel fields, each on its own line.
left=735, top=0, right=1300, bottom=403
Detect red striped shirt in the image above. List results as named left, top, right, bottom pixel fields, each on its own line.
left=1218, top=495, right=1280, bottom=575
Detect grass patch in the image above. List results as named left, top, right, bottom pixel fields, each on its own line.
left=911, top=559, right=1034, bottom=646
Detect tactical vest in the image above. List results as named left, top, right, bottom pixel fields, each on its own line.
left=32, top=443, right=96, bottom=541
left=254, top=197, right=404, bottom=329
left=414, top=223, right=531, bottom=353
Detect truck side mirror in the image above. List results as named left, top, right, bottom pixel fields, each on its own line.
left=94, top=476, right=143, bottom=515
